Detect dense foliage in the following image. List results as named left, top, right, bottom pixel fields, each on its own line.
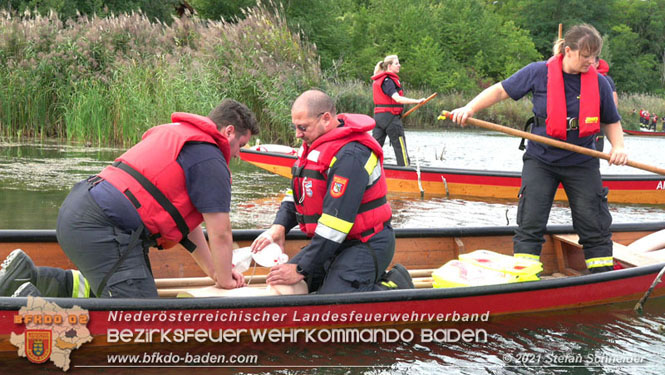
left=0, top=5, right=319, bottom=144
left=1, top=0, right=663, bottom=144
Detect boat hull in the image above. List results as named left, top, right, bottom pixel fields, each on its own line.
left=1, top=224, right=664, bottom=368
left=623, top=129, right=665, bottom=136
left=239, top=148, right=665, bottom=204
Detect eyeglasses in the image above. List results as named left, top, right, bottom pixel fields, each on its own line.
left=292, top=111, right=327, bottom=132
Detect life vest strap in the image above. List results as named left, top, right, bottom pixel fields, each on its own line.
left=110, top=161, right=195, bottom=252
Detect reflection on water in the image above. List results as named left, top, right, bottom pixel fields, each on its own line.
left=3, top=131, right=665, bottom=229
left=2, top=133, right=665, bottom=374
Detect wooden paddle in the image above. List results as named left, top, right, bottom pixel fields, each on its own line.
left=402, top=93, right=438, bottom=119
left=438, top=111, right=665, bottom=176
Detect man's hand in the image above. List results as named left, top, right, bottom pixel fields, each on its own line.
left=250, top=225, right=286, bottom=253
left=266, top=263, right=304, bottom=285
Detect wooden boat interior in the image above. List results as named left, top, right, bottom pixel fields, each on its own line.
left=2, top=225, right=664, bottom=298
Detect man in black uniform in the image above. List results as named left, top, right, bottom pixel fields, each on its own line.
left=251, top=90, right=413, bottom=293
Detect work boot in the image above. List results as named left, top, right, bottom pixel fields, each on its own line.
left=0, top=249, right=38, bottom=296
left=11, top=282, right=42, bottom=297
left=379, top=264, right=415, bottom=290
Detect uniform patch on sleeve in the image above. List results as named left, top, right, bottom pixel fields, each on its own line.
left=330, top=175, right=349, bottom=198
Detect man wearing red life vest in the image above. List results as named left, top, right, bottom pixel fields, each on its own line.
left=0, top=100, right=258, bottom=298
left=449, top=24, right=628, bottom=274
left=251, top=90, right=413, bottom=293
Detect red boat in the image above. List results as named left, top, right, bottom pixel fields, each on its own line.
left=0, top=224, right=664, bottom=370
left=623, top=129, right=665, bottom=136
left=240, top=145, right=665, bottom=205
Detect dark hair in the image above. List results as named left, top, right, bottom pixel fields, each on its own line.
left=207, top=99, right=259, bottom=136
left=552, top=24, right=602, bottom=57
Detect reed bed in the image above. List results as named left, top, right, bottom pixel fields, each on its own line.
left=1, top=5, right=662, bottom=146
left=0, top=3, right=319, bottom=146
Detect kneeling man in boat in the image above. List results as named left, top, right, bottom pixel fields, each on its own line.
left=250, top=89, right=413, bottom=294
left=0, top=99, right=259, bottom=298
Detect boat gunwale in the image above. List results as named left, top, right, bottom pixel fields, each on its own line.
left=239, top=148, right=662, bottom=180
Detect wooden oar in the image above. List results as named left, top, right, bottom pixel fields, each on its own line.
left=402, top=93, right=438, bottom=119
left=439, top=111, right=665, bottom=176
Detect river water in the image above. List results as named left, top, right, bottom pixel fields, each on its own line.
left=1, top=130, right=665, bottom=373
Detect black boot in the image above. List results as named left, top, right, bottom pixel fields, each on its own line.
left=0, top=249, right=38, bottom=296
left=379, top=264, right=415, bottom=290
left=11, top=282, right=43, bottom=297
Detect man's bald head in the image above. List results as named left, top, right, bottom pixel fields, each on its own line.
left=292, top=89, right=337, bottom=118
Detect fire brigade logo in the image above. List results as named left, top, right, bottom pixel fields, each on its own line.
left=25, top=330, right=52, bottom=363
left=11, top=296, right=92, bottom=371
left=330, top=175, right=348, bottom=198
left=304, top=179, right=313, bottom=197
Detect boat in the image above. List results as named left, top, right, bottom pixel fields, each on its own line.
left=1, top=223, right=664, bottom=355
left=239, top=145, right=665, bottom=205
left=623, top=129, right=665, bottom=136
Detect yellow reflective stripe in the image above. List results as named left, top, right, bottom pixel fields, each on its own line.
left=586, top=256, right=613, bottom=269
left=329, top=156, right=337, bottom=168
left=398, top=137, right=409, bottom=166
left=364, top=152, right=378, bottom=175
left=514, top=253, right=540, bottom=261
left=70, top=270, right=91, bottom=298
left=318, top=213, right=353, bottom=234
left=282, top=190, right=295, bottom=203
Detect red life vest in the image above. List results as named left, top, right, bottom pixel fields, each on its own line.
left=98, top=112, right=231, bottom=249
left=292, top=114, right=392, bottom=242
left=546, top=54, right=600, bottom=140
left=372, top=71, right=404, bottom=115
left=596, top=59, right=609, bottom=76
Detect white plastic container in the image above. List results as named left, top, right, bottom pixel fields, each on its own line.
left=231, top=243, right=288, bottom=273
left=252, top=242, right=288, bottom=267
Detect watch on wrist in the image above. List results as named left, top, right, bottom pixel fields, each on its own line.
left=296, top=265, right=308, bottom=277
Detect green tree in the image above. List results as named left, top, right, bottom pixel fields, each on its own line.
left=1, top=0, right=179, bottom=23
left=607, top=24, right=661, bottom=93
left=188, top=0, right=255, bottom=20
left=489, top=0, right=614, bottom=57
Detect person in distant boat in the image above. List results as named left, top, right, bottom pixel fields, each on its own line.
left=651, top=114, right=658, bottom=131
left=371, top=55, right=425, bottom=167
left=592, top=57, right=618, bottom=152
left=449, top=24, right=628, bottom=274
left=250, top=89, right=413, bottom=294
left=644, top=110, right=651, bottom=129
left=0, top=100, right=259, bottom=298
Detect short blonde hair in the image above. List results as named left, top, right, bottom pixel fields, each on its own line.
left=374, top=55, right=399, bottom=75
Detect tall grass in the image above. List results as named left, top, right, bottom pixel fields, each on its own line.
left=1, top=6, right=661, bottom=146
left=0, top=3, right=320, bottom=146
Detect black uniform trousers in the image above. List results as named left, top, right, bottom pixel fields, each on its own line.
left=56, top=180, right=158, bottom=298
left=373, top=112, right=410, bottom=166
left=514, top=155, right=613, bottom=273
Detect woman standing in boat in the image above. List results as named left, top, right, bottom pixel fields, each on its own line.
left=371, top=55, right=424, bottom=166
left=450, top=24, right=628, bottom=273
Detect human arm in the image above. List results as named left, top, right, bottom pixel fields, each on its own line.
left=382, top=78, right=424, bottom=104
left=449, top=83, right=510, bottom=125
left=267, top=143, right=373, bottom=285
left=390, top=92, right=425, bottom=105
left=176, top=143, right=243, bottom=289
left=603, top=122, right=628, bottom=165
left=250, top=194, right=297, bottom=252
left=203, top=212, right=245, bottom=289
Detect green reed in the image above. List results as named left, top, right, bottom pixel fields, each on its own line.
left=0, top=3, right=320, bottom=146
